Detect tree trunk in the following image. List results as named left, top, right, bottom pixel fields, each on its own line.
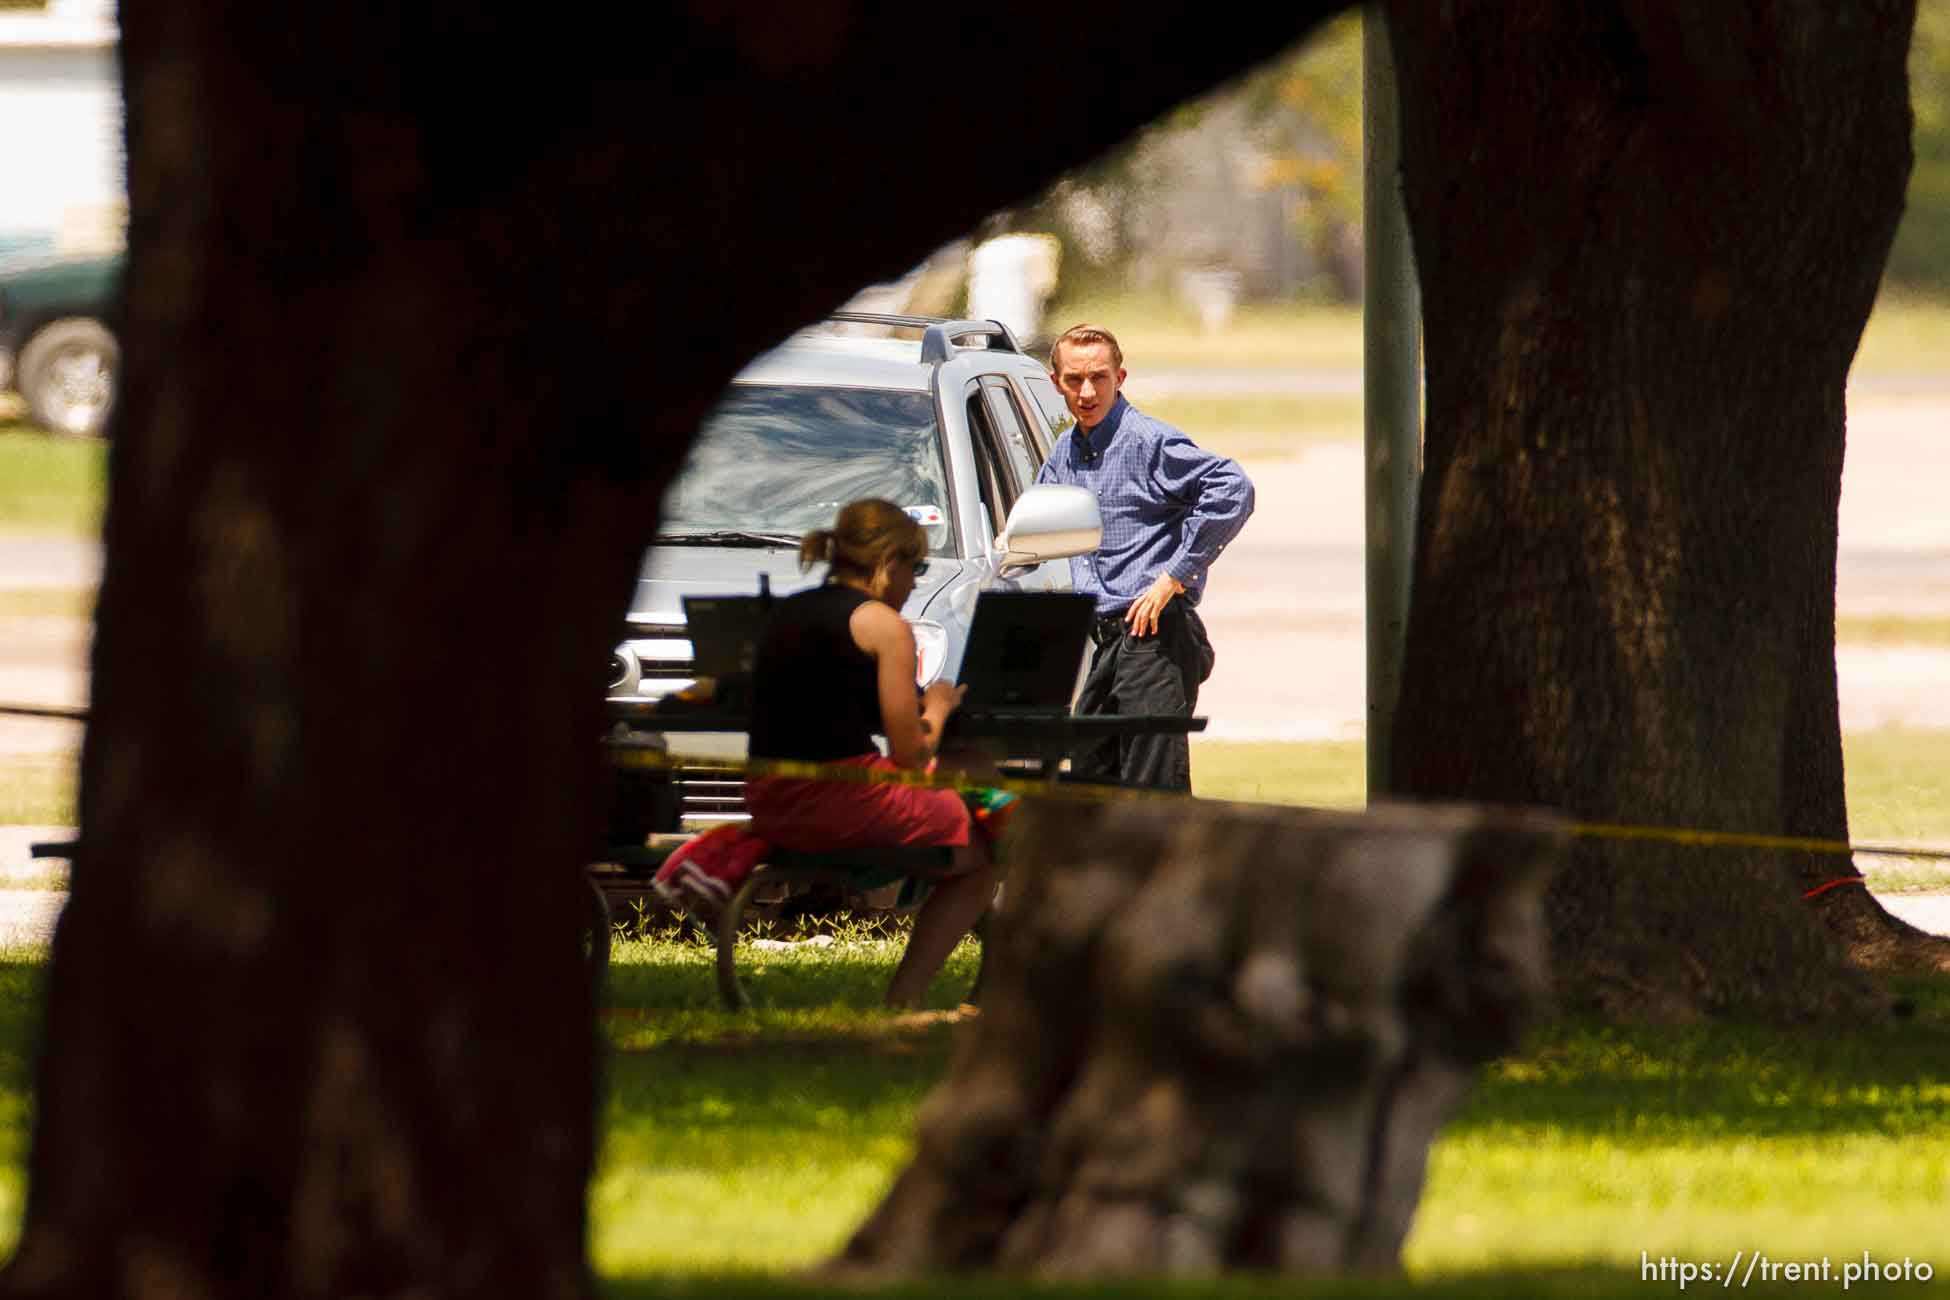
left=1382, top=0, right=1937, bottom=1020
left=4, top=5, right=1350, bottom=1295
left=831, top=798, right=1563, bottom=1278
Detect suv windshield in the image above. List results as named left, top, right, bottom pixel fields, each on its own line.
left=659, top=384, right=956, bottom=554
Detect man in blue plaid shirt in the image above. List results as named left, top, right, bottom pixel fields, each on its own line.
left=1036, top=323, right=1255, bottom=791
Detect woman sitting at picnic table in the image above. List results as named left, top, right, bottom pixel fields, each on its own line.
left=740, top=498, right=1008, bottom=1009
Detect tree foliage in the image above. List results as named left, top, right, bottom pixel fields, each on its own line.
left=1024, top=2, right=1950, bottom=301
left=1234, top=14, right=1365, bottom=296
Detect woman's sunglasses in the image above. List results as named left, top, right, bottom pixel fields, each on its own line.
left=910, top=559, right=931, bottom=577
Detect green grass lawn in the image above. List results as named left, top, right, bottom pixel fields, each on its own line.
left=1856, top=294, right=1950, bottom=376
left=593, top=930, right=977, bottom=1279
left=1836, top=614, right=1950, bottom=647
left=1192, top=737, right=1367, bottom=808
left=0, top=589, right=92, bottom=619
left=0, top=427, right=104, bottom=536
left=1410, top=998, right=1950, bottom=1274
left=1050, top=293, right=1366, bottom=370
left=595, top=947, right=1950, bottom=1284
left=0, top=755, right=76, bottom=828
left=0, top=933, right=1944, bottom=1296
left=1841, top=730, right=1950, bottom=890
left=0, top=954, right=40, bottom=1256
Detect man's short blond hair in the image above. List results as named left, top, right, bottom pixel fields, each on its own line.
left=1048, top=323, right=1123, bottom=372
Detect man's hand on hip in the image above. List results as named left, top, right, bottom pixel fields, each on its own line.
left=1124, top=573, right=1186, bottom=637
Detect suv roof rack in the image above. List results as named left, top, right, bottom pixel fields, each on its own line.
left=826, top=311, right=1025, bottom=364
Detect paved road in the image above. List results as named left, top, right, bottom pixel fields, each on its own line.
left=0, top=534, right=101, bottom=590
left=1191, top=394, right=1950, bottom=739
left=0, top=891, right=62, bottom=948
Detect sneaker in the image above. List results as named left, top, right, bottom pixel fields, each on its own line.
left=652, top=825, right=763, bottom=917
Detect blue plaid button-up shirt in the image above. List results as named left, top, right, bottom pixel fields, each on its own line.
left=1034, top=394, right=1254, bottom=616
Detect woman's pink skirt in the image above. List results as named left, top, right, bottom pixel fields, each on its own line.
left=744, top=753, right=971, bottom=852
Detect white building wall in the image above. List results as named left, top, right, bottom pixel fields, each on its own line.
left=0, top=0, right=123, bottom=254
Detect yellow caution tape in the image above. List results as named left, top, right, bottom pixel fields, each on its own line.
left=609, top=741, right=1950, bottom=863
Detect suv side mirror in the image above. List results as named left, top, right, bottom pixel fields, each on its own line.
left=994, top=484, right=1101, bottom=575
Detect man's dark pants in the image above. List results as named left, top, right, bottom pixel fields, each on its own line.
left=1070, top=601, right=1214, bottom=792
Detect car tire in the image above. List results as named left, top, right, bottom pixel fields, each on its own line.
left=18, top=317, right=118, bottom=438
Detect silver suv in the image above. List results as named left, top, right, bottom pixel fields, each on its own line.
left=607, top=313, right=1101, bottom=833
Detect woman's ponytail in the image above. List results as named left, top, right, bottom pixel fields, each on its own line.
left=802, top=500, right=927, bottom=581
left=799, top=528, right=835, bottom=573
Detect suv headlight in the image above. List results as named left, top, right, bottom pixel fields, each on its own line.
left=910, top=620, right=948, bottom=687
left=608, top=645, right=640, bottom=695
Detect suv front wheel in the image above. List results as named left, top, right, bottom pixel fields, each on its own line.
left=18, top=317, right=118, bottom=438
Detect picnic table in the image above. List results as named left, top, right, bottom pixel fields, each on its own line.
left=596, top=699, right=1208, bottom=1007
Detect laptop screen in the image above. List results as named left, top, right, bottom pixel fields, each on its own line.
left=956, top=591, right=1096, bottom=713
left=682, top=595, right=770, bottom=679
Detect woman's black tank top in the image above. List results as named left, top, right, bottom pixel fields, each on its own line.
left=747, top=584, right=883, bottom=762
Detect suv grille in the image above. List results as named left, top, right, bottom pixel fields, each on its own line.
left=674, top=760, right=748, bottom=826
left=637, top=654, right=699, bottom=680
left=619, top=623, right=748, bottom=826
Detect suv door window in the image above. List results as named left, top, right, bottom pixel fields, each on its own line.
left=981, top=378, right=1044, bottom=482
left=965, top=388, right=1020, bottom=533
left=1008, top=377, right=1053, bottom=463
left=1024, top=373, right=1078, bottom=449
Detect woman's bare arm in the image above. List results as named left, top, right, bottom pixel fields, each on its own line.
left=851, top=601, right=959, bottom=768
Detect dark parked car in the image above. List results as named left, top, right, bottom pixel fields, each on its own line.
left=0, top=251, right=122, bottom=437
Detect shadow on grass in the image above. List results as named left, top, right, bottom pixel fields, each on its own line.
left=600, top=1025, right=953, bottom=1156
left=595, top=940, right=969, bottom=1175
left=4, top=940, right=1948, bottom=1281
left=0, top=955, right=48, bottom=1257
left=0, top=954, right=46, bottom=1088
left=1452, top=975, right=1950, bottom=1142
left=597, top=929, right=981, bottom=1029
left=600, top=1265, right=1664, bottom=1300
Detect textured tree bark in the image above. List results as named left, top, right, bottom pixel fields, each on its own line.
left=831, top=798, right=1563, bottom=1278
left=1381, top=0, right=1940, bottom=1020
left=3, top=4, right=1351, bottom=1296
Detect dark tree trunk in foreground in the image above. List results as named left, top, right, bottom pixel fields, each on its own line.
left=1383, top=1, right=1936, bottom=1020
left=832, top=799, right=1562, bottom=1279
left=3, top=4, right=1346, bottom=1295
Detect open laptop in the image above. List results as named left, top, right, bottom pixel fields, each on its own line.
left=947, top=591, right=1096, bottom=730
left=681, top=588, right=1092, bottom=728
left=679, top=595, right=772, bottom=715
